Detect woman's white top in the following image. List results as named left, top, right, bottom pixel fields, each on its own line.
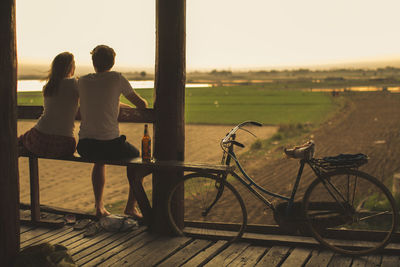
left=35, top=78, right=79, bottom=137
left=78, top=71, right=134, bottom=140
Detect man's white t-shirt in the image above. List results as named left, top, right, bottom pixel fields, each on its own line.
left=78, top=71, right=134, bottom=140
left=35, top=78, right=79, bottom=137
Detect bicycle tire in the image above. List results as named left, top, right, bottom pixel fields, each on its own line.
left=303, top=169, right=398, bottom=255
left=166, top=173, right=247, bottom=242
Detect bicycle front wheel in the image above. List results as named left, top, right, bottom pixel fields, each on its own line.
left=303, top=169, right=398, bottom=255
left=166, top=173, right=247, bottom=242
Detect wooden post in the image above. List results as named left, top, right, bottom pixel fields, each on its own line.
left=127, top=166, right=153, bottom=226
left=29, top=157, right=41, bottom=222
left=0, top=0, right=20, bottom=264
left=153, top=0, right=186, bottom=233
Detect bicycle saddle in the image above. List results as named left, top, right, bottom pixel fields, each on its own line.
left=284, top=140, right=315, bottom=160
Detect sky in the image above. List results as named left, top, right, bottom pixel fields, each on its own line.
left=16, top=0, right=400, bottom=70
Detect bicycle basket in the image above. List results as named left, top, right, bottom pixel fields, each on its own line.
left=313, top=153, right=368, bottom=170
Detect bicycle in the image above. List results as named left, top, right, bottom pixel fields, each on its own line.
left=166, top=121, right=399, bottom=255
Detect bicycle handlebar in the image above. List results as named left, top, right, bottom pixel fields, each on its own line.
left=224, top=140, right=245, bottom=148
left=221, top=121, right=262, bottom=146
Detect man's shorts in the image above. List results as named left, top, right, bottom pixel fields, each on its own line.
left=77, top=135, right=139, bottom=160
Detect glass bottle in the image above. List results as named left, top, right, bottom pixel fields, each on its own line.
left=141, top=124, right=151, bottom=161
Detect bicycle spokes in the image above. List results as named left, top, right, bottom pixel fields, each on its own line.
left=201, top=181, right=225, bottom=217
left=167, top=173, right=247, bottom=242
left=304, top=170, right=398, bottom=255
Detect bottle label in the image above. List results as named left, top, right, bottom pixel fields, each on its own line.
left=142, top=139, right=151, bottom=160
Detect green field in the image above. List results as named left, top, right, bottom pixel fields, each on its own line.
left=184, top=86, right=339, bottom=125
left=18, top=85, right=341, bottom=126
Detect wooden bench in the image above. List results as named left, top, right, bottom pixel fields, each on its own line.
left=17, top=106, right=233, bottom=228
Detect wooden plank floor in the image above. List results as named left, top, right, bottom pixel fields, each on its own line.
left=19, top=223, right=400, bottom=267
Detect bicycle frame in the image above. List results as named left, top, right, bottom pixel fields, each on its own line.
left=307, top=161, right=359, bottom=213
left=222, top=134, right=307, bottom=214
left=219, top=122, right=358, bottom=217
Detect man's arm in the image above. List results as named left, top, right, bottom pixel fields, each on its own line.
left=118, top=94, right=149, bottom=121
left=120, top=102, right=132, bottom=109
left=125, top=91, right=148, bottom=109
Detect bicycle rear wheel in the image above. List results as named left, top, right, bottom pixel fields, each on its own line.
left=166, top=173, right=247, bottom=242
left=303, top=169, right=398, bottom=255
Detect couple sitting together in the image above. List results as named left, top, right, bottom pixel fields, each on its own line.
left=19, top=45, right=147, bottom=219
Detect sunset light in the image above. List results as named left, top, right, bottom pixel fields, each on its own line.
left=16, top=0, right=400, bottom=70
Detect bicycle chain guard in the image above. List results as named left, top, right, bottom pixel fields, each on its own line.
left=273, top=202, right=307, bottom=235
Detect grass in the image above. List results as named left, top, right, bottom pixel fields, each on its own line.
left=18, top=85, right=339, bottom=125
left=18, top=92, right=44, bottom=106
left=356, top=192, right=400, bottom=231
left=395, top=194, right=400, bottom=212
left=248, top=123, right=313, bottom=153
left=240, top=122, right=316, bottom=161
left=241, top=91, right=346, bottom=158
left=185, top=86, right=337, bottom=125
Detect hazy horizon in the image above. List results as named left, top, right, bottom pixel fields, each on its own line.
left=18, top=57, right=400, bottom=77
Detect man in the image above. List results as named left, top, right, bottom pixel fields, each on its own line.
left=77, top=45, right=147, bottom=218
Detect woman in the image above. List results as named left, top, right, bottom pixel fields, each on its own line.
left=19, top=52, right=79, bottom=157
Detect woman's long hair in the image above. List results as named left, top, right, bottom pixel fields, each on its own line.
left=43, top=52, right=74, bottom=97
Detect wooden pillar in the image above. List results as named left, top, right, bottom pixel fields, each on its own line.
left=0, top=0, right=20, bottom=264
left=153, top=0, right=186, bottom=233
left=29, top=157, right=41, bottom=222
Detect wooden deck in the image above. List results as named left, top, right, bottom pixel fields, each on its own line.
left=20, top=222, right=400, bottom=267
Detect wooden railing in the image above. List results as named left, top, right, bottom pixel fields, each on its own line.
left=17, top=105, right=156, bottom=123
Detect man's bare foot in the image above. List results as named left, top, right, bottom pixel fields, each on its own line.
left=124, top=207, right=143, bottom=219
left=96, top=207, right=111, bottom=218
